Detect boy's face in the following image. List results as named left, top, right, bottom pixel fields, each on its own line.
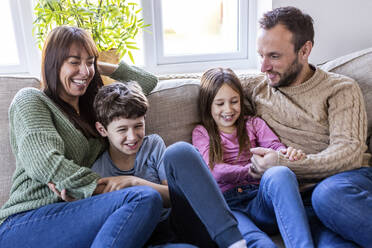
left=96, top=116, right=145, bottom=158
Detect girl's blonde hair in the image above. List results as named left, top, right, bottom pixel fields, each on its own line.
left=199, top=68, right=254, bottom=168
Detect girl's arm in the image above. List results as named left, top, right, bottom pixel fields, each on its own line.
left=252, top=117, right=286, bottom=151
left=192, top=125, right=252, bottom=184
left=253, top=117, right=306, bottom=161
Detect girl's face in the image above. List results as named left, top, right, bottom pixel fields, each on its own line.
left=211, top=83, right=241, bottom=133
left=58, top=43, right=95, bottom=104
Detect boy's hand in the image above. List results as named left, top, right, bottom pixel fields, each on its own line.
left=98, top=176, right=140, bottom=193
left=280, top=147, right=306, bottom=161
left=47, top=183, right=76, bottom=202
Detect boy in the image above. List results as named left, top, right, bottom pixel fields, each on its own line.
left=90, top=82, right=247, bottom=248
left=92, top=82, right=170, bottom=207
left=91, top=81, right=179, bottom=246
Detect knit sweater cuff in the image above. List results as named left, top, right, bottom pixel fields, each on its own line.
left=110, top=61, right=158, bottom=95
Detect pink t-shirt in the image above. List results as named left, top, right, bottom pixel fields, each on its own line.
left=192, top=116, right=286, bottom=193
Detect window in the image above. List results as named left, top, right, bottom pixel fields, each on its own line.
left=0, top=0, right=40, bottom=76
left=2, top=0, right=271, bottom=76
left=140, top=0, right=266, bottom=74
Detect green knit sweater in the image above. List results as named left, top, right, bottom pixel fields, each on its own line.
left=111, top=61, right=158, bottom=95
left=0, top=62, right=158, bottom=225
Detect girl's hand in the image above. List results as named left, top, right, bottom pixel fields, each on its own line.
left=280, top=147, right=306, bottom=161
left=97, top=176, right=139, bottom=193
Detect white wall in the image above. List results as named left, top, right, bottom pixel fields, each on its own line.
left=273, top=0, right=372, bottom=65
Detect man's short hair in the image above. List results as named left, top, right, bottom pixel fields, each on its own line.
left=259, top=6, right=314, bottom=52
left=93, top=81, right=148, bottom=128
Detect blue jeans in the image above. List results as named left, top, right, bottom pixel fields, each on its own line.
left=0, top=186, right=162, bottom=248
left=224, top=166, right=314, bottom=248
left=312, top=167, right=372, bottom=247
left=164, top=142, right=243, bottom=248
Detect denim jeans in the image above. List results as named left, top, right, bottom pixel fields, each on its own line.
left=312, top=167, right=372, bottom=247
left=0, top=186, right=162, bottom=248
left=164, top=142, right=243, bottom=248
left=224, top=166, right=314, bottom=248
left=301, top=187, right=358, bottom=248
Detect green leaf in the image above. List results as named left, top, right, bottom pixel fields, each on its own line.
left=33, top=0, right=150, bottom=62
left=128, top=50, right=134, bottom=63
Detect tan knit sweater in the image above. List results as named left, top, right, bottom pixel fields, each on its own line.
left=241, top=67, right=369, bottom=183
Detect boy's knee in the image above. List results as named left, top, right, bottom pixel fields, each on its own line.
left=164, top=142, right=199, bottom=170
left=165, top=142, right=194, bottom=158
left=134, top=186, right=162, bottom=206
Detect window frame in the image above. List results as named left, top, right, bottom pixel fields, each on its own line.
left=140, top=0, right=265, bottom=75
left=0, top=0, right=40, bottom=76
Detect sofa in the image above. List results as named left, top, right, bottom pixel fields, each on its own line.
left=0, top=47, right=371, bottom=245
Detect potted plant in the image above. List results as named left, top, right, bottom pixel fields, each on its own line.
left=33, top=0, right=149, bottom=64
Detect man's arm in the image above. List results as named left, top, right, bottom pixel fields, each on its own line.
left=252, top=80, right=368, bottom=180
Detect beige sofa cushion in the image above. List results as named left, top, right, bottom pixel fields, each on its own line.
left=320, top=47, right=372, bottom=154
left=0, top=76, right=40, bottom=207
left=145, top=78, right=201, bottom=146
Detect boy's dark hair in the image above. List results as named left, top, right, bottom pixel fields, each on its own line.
left=259, top=6, right=314, bottom=52
left=94, top=81, right=148, bottom=128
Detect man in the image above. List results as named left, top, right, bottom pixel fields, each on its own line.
left=242, top=6, right=371, bottom=247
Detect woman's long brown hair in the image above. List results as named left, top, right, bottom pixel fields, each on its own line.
left=41, top=26, right=103, bottom=138
left=199, top=68, right=254, bottom=169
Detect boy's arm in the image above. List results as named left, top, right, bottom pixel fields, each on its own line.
left=98, top=176, right=171, bottom=208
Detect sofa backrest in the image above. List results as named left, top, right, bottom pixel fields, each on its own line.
left=319, top=47, right=372, bottom=154
left=145, top=78, right=201, bottom=146
left=0, top=76, right=40, bottom=206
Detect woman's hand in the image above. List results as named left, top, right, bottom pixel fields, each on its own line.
left=47, top=183, right=76, bottom=202
left=280, top=147, right=306, bottom=161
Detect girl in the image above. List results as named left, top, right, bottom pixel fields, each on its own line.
left=193, top=68, right=314, bottom=248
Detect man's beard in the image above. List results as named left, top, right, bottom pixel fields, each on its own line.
left=270, top=56, right=303, bottom=88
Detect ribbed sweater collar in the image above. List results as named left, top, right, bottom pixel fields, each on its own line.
left=277, top=66, right=327, bottom=96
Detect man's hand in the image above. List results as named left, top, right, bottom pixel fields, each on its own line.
left=98, top=176, right=140, bottom=193
left=47, top=183, right=76, bottom=202
left=250, top=147, right=278, bottom=177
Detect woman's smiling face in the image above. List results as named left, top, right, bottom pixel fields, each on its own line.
left=58, top=42, right=95, bottom=104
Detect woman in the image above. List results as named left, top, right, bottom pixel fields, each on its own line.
left=0, top=26, right=161, bottom=248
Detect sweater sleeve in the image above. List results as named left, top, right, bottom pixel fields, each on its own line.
left=192, top=125, right=251, bottom=184
left=277, top=80, right=368, bottom=180
left=110, top=61, right=158, bottom=95
left=9, top=89, right=99, bottom=199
